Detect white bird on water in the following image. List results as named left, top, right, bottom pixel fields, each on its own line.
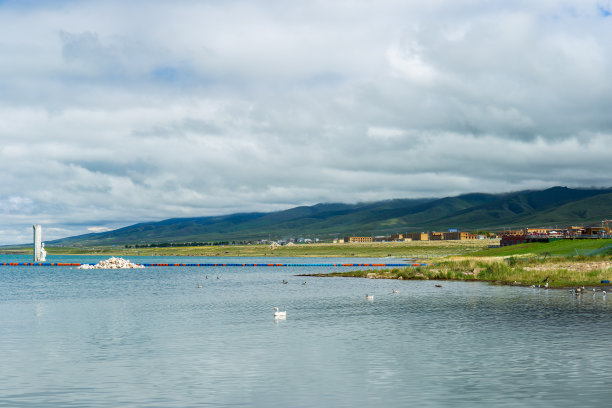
left=391, top=289, right=399, bottom=294
left=366, top=294, right=374, bottom=301
left=274, top=307, right=287, bottom=319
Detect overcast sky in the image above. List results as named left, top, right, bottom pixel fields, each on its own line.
left=1, top=0, right=611, bottom=244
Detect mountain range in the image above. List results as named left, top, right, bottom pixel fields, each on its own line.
left=47, top=186, right=612, bottom=246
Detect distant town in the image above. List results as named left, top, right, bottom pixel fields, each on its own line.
left=333, top=220, right=611, bottom=247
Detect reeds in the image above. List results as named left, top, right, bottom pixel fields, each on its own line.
left=332, top=254, right=612, bottom=287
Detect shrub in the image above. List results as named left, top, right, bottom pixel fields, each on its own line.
left=479, top=262, right=514, bottom=280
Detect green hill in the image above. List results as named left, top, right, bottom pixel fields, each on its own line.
left=433, top=187, right=612, bottom=228
left=49, top=186, right=612, bottom=246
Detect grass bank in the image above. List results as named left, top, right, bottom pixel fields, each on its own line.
left=472, top=238, right=612, bottom=257
left=315, top=255, right=612, bottom=288
left=1, top=240, right=499, bottom=258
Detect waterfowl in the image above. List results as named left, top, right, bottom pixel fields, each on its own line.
left=366, top=294, right=374, bottom=300
left=391, top=289, right=399, bottom=294
left=435, top=284, right=442, bottom=288
left=282, top=280, right=289, bottom=284
left=273, top=307, right=287, bottom=318
left=196, top=284, right=202, bottom=288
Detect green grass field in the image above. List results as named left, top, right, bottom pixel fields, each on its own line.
left=472, top=238, right=612, bottom=257
left=1, top=240, right=499, bottom=258
left=5, top=238, right=611, bottom=261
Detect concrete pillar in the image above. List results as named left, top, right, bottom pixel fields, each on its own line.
left=33, top=224, right=42, bottom=262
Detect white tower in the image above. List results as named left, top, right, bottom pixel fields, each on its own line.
left=33, top=224, right=42, bottom=262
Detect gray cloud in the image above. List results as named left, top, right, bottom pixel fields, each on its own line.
left=1, top=0, right=611, bottom=244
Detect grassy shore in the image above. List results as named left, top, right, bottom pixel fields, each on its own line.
left=316, top=255, right=612, bottom=288
left=0, top=240, right=499, bottom=258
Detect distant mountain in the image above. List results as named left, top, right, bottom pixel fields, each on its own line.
left=50, top=186, right=612, bottom=246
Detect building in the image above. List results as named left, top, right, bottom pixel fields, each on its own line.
left=583, top=227, right=608, bottom=236
left=525, top=228, right=551, bottom=235
left=344, top=236, right=373, bottom=243
left=407, top=232, right=429, bottom=241
left=567, top=226, right=585, bottom=236
left=500, top=234, right=528, bottom=246
left=500, top=230, right=523, bottom=236
left=429, top=232, right=444, bottom=240
left=443, top=231, right=477, bottom=240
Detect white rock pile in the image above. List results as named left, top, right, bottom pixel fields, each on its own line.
left=78, top=257, right=144, bottom=269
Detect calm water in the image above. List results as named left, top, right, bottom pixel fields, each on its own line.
left=1, top=255, right=611, bottom=407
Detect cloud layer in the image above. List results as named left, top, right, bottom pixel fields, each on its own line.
left=1, top=0, right=611, bottom=244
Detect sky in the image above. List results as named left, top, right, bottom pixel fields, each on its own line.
left=1, top=0, right=612, bottom=244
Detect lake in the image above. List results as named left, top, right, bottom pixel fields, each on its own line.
left=1, top=255, right=611, bottom=407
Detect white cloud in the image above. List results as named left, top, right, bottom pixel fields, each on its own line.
left=87, top=226, right=111, bottom=233
left=387, top=44, right=438, bottom=83
left=367, top=126, right=405, bottom=141
left=0, top=0, right=611, bottom=244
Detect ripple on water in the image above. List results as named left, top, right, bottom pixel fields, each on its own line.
left=1, top=258, right=611, bottom=407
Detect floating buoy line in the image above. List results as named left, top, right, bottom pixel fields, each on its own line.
left=1, top=261, right=431, bottom=268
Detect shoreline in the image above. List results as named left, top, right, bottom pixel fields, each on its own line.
left=299, top=255, right=612, bottom=289
left=3, top=241, right=611, bottom=289
left=299, top=272, right=612, bottom=290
